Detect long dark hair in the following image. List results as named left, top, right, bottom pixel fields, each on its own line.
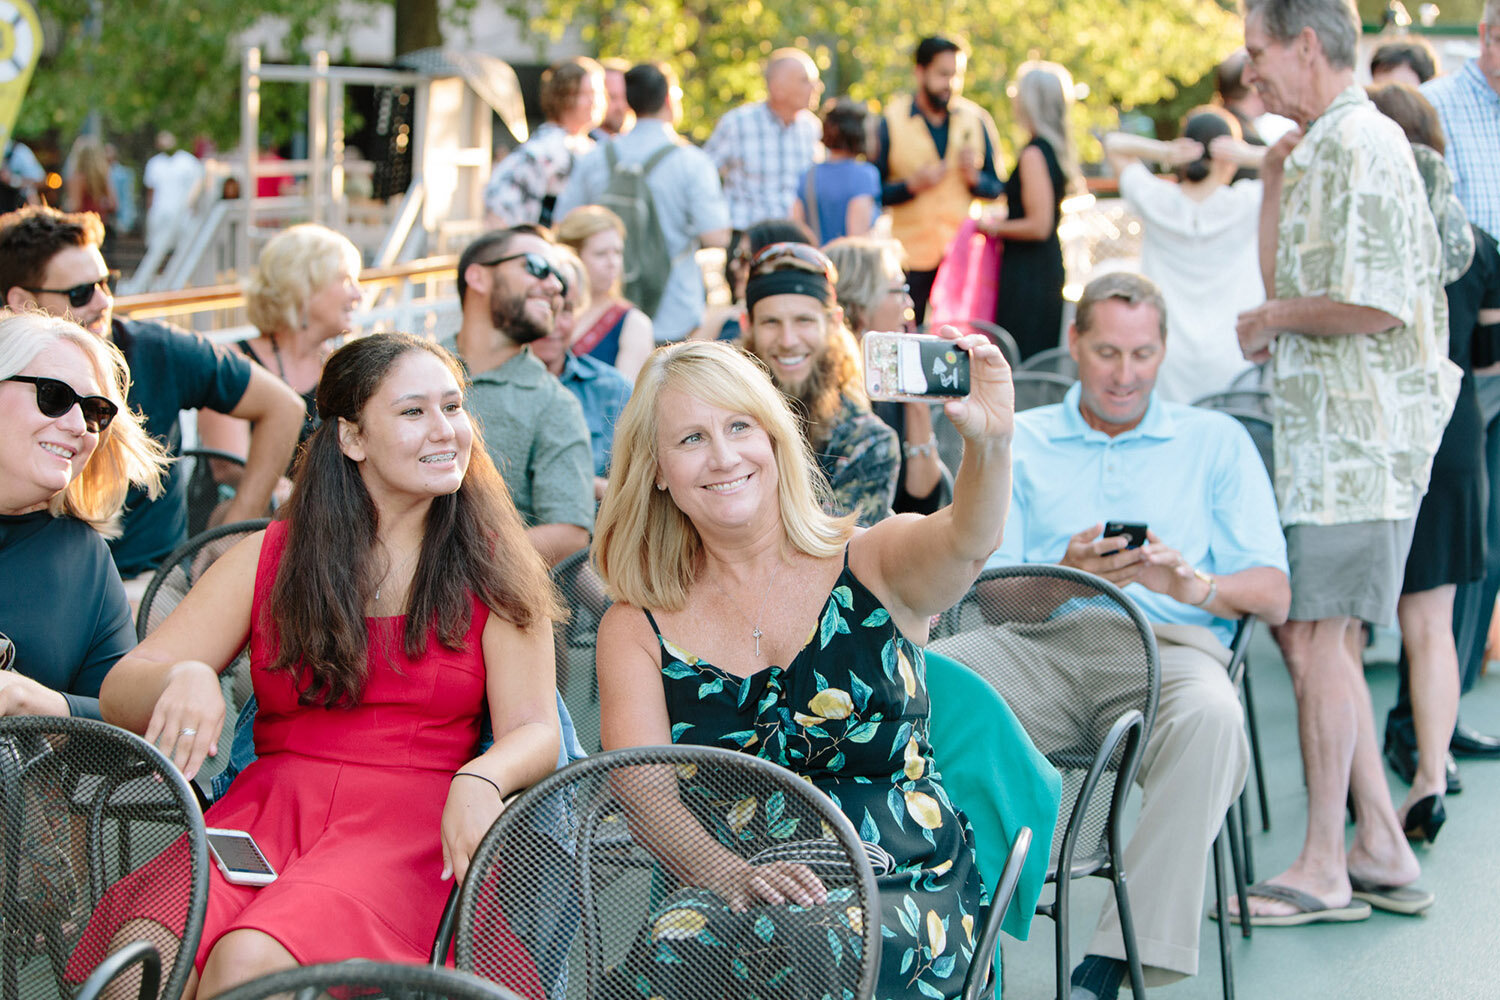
left=265, top=332, right=563, bottom=708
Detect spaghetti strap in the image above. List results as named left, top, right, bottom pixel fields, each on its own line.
left=642, top=607, right=663, bottom=637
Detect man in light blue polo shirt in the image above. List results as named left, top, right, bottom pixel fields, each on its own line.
left=984, top=273, right=1289, bottom=1000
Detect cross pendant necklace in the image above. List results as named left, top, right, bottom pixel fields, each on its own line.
left=712, top=557, right=785, bottom=657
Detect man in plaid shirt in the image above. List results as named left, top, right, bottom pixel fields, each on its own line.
left=703, top=48, right=823, bottom=232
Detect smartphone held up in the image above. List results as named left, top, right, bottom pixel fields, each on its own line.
left=863, top=332, right=972, bottom=403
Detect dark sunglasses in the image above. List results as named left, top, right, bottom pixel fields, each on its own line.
left=24, top=270, right=119, bottom=309
left=749, top=242, right=838, bottom=282
left=5, top=375, right=119, bottom=432
left=478, top=252, right=568, bottom=298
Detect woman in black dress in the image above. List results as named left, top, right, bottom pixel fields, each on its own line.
left=980, top=61, right=1084, bottom=360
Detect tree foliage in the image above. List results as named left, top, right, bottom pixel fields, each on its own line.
left=508, top=0, right=1245, bottom=158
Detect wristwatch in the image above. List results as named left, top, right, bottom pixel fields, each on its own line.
left=1190, top=568, right=1217, bottom=608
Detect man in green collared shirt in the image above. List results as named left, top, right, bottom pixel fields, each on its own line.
left=448, top=226, right=594, bottom=566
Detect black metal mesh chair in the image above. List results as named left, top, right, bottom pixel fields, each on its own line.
left=1228, top=364, right=1267, bottom=391
left=548, top=549, right=611, bottom=757
left=1012, top=371, right=1076, bottom=412
left=1191, top=390, right=1271, bottom=417
left=136, top=519, right=270, bottom=800
left=212, top=960, right=527, bottom=1000
left=454, top=745, right=882, bottom=1000
left=961, top=827, right=1033, bottom=1000
left=181, top=448, right=247, bottom=539
left=1015, top=345, right=1077, bottom=380
left=937, top=319, right=1021, bottom=370
left=928, top=565, right=1158, bottom=1000
left=0, top=716, right=208, bottom=1000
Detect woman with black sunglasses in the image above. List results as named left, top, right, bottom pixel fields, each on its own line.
left=0, top=310, right=168, bottom=718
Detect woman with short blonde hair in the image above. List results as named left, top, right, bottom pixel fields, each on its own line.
left=199, top=223, right=363, bottom=475
left=0, top=310, right=168, bottom=718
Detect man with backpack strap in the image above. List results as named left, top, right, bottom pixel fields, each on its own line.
left=556, top=62, right=730, bottom=343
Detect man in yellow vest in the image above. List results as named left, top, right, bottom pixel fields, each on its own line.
left=874, top=35, right=1002, bottom=326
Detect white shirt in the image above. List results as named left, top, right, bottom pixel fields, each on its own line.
left=143, top=149, right=204, bottom=235
left=1118, top=162, right=1264, bottom=403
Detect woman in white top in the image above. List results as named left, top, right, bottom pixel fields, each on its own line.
left=1103, top=107, right=1267, bottom=403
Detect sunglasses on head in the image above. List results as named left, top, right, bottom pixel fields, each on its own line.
left=24, top=270, right=119, bottom=309
left=749, top=242, right=838, bottom=282
left=478, top=251, right=568, bottom=298
left=5, top=375, right=119, bottom=432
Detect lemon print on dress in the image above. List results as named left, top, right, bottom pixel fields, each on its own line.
left=904, top=790, right=943, bottom=829
left=653, top=908, right=707, bottom=941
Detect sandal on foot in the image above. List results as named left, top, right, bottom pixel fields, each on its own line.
left=1209, top=881, right=1372, bottom=927
left=1349, top=875, right=1435, bottom=916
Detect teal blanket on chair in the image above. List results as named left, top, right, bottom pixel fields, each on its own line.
left=924, top=648, right=1062, bottom=949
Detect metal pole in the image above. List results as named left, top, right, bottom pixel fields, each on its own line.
left=239, top=47, right=260, bottom=281
left=309, top=51, right=329, bottom=224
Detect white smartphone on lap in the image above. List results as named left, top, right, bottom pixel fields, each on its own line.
left=205, top=827, right=278, bottom=886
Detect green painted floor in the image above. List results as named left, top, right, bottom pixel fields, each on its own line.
left=998, top=628, right=1500, bottom=999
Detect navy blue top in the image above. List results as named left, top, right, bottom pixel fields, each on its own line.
left=794, top=160, right=882, bottom=243
left=0, top=511, right=134, bottom=718
left=110, top=317, right=253, bottom=576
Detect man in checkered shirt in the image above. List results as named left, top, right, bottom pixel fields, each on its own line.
left=703, top=48, right=823, bottom=232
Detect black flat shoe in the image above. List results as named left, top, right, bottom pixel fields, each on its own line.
left=1451, top=722, right=1500, bottom=758
left=1403, top=794, right=1446, bottom=845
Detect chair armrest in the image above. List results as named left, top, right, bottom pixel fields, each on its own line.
left=75, top=940, right=161, bottom=1000
left=960, top=826, right=1034, bottom=1000
left=1226, top=615, right=1257, bottom=687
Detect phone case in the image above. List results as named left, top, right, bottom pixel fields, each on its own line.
left=863, top=332, right=971, bottom=403
left=206, top=827, right=278, bottom=886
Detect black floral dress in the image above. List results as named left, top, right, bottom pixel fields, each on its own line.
left=631, top=554, right=987, bottom=1000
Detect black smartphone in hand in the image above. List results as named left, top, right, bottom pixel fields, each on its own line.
left=1103, top=521, right=1148, bottom=550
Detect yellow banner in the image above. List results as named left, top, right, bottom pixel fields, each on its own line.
left=0, top=0, right=41, bottom=149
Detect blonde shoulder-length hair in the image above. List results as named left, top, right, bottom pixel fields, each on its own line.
left=0, top=310, right=169, bottom=533
left=244, top=223, right=362, bottom=336
left=592, top=340, right=855, bottom=611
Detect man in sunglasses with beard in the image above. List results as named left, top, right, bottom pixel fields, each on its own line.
left=742, top=243, right=898, bottom=525
left=0, top=205, right=304, bottom=595
left=448, top=225, right=594, bottom=566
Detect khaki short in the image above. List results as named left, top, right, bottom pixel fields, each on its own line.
left=1284, top=517, right=1417, bottom=626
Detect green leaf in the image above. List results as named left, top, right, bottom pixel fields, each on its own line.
left=737, top=676, right=754, bottom=707
left=917, top=979, right=946, bottom=999
left=766, top=789, right=785, bottom=825
left=814, top=669, right=829, bottom=692
left=850, top=672, right=873, bottom=712
left=881, top=639, right=898, bottom=680
left=819, top=604, right=844, bottom=649
left=722, top=729, right=757, bottom=746
left=861, top=607, right=891, bottom=628
left=827, top=751, right=846, bottom=771
left=845, top=721, right=879, bottom=743
left=670, top=722, right=694, bottom=741
left=932, top=954, right=956, bottom=979
left=833, top=585, right=854, bottom=609
left=859, top=808, right=880, bottom=844
left=826, top=927, right=844, bottom=966
left=769, top=816, right=801, bottom=839
left=754, top=914, right=775, bottom=942
left=662, top=661, right=697, bottom=679
left=697, top=677, right=724, bottom=698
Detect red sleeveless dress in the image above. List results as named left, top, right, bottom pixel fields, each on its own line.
left=68, top=522, right=543, bottom=995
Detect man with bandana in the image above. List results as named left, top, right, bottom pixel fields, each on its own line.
left=742, top=242, right=899, bottom=525
left=873, top=35, right=1003, bottom=326
left=447, top=225, right=594, bottom=566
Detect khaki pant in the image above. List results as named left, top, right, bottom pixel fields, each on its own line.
left=1087, top=624, right=1249, bottom=983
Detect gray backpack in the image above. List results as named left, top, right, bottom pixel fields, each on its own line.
left=599, top=141, right=680, bottom=317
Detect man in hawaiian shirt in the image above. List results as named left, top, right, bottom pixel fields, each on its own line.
left=1229, top=0, right=1458, bottom=926
left=483, top=58, right=604, bottom=229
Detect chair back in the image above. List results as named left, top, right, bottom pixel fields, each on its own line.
left=929, top=565, right=1160, bottom=881
left=1015, top=345, right=1076, bottom=380
left=180, top=448, right=247, bottom=539
left=945, top=319, right=1021, bottom=369
left=455, top=745, right=881, bottom=1000
left=549, top=549, right=612, bottom=756
left=211, top=961, right=527, bottom=1000
left=1191, top=389, right=1271, bottom=417
left=1228, top=364, right=1267, bottom=391
left=1012, top=371, right=1075, bottom=412
left=136, top=519, right=270, bottom=797
left=0, top=717, right=208, bottom=1000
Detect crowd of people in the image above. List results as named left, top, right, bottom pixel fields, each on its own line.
left=3, top=0, right=1500, bottom=997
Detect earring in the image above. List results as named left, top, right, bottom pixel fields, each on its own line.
left=656, top=482, right=666, bottom=491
